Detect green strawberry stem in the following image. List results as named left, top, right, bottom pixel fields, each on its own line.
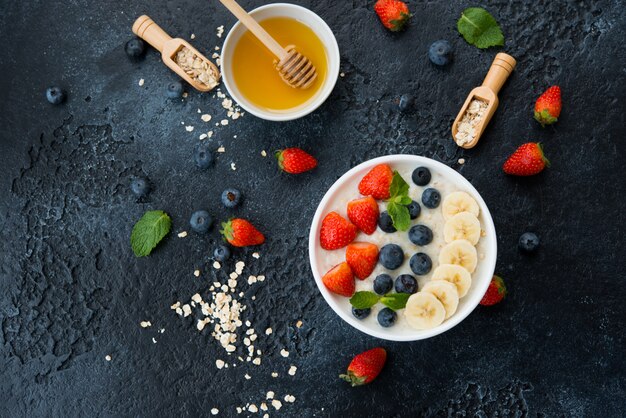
left=339, top=371, right=367, bottom=387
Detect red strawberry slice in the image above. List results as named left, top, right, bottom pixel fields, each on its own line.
left=347, top=196, right=379, bottom=235
left=322, top=262, right=355, bottom=297
left=320, top=212, right=357, bottom=250
left=346, top=242, right=379, bottom=280
left=358, top=164, right=393, bottom=200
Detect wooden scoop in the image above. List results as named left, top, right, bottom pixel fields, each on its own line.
left=132, top=15, right=220, bottom=92
left=452, top=53, right=516, bottom=149
left=218, top=0, right=318, bottom=89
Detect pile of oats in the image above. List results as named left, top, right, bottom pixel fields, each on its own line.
left=454, top=99, right=488, bottom=146
left=174, top=46, right=219, bottom=90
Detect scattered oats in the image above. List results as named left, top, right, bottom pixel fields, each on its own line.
left=197, top=108, right=202, bottom=113
left=221, top=284, right=229, bottom=292
left=236, top=407, right=242, bottom=414
left=271, top=372, right=278, bottom=378
left=216, top=359, right=225, bottom=369
left=140, top=321, right=152, bottom=328
left=244, top=374, right=251, bottom=380
left=213, top=261, right=222, bottom=269
left=265, top=327, right=273, bottom=335
left=191, top=293, right=202, bottom=303
left=105, top=355, right=111, bottom=361
left=244, top=338, right=251, bottom=346
left=458, top=158, right=466, bottom=165
left=221, top=119, right=229, bottom=126
left=222, top=98, right=233, bottom=109
left=190, top=33, right=196, bottom=39
left=253, top=252, right=260, bottom=259
left=239, top=292, right=245, bottom=297
left=194, top=269, right=201, bottom=277
left=152, top=337, right=157, bottom=344
left=245, top=320, right=252, bottom=327
left=210, top=408, right=218, bottom=415
left=171, top=302, right=181, bottom=310
left=159, top=328, right=165, bottom=333
left=182, top=304, right=192, bottom=317
left=216, top=25, right=224, bottom=38
left=212, top=52, right=220, bottom=59
left=260, top=403, right=268, bottom=411
left=226, top=344, right=237, bottom=352
left=185, top=125, right=194, bottom=132
left=296, top=320, right=303, bottom=328
left=248, top=404, right=258, bottom=413
left=340, top=72, right=345, bottom=77
left=217, top=146, right=226, bottom=153
left=178, top=231, right=188, bottom=238
left=175, top=307, right=183, bottom=315
left=266, top=391, right=275, bottom=399
left=250, top=334, right=257, bottom=342
left=230, top=272, right=239, bottom=280
left=271, top=400, right=282, bottom=410
left=197, top=319, right=206, bottom=331
left=208, top=131, right=214, bottom=138
left=288, top=365, right=297, bottom=376
left=280, top=349, right=290, bottom=358
left=138, top=78, right=145, bottom=86
left=201, top=114, right=212, bottom=122
left=182, top=92, right=188, bottom=98
left=228, top=278, right=237, bottom=289
left=284, top=395, right=296, bottom=403
left=257, top=275, right=265, bottom=282
left=251, top=296, right=256, bottom=300
left=199, top=133, right=208, bottom=140
left=248, top=275, right=257, bottom=285
left=253, top=357, right=261, bottom=365
left=215, top=46, right=220, bottom=50
left=235, top=261, right=245, bottom=273
left=260, top=150, right=267, bottom=157
left=231, top=162, right=236, bottom=170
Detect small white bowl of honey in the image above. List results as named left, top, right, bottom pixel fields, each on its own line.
left=221, top=3, right=340, bottom=121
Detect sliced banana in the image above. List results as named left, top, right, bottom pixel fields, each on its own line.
left=404, top=292, right=446, bottom=330
left=444, top=211, right=481, bottom=245
left=438, top=240, right=477, bottom=273
left=431, top=264, right=472, bottom=297
left=442, top=191, right=480, bottom=220
left=422, top=280, right=459, bottom=319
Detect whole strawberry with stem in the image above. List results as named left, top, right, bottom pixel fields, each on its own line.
left=276, top=148, right=317, bottom=174
left=220, top=218, right=265, bottom=247
left=503, top=143, right=550, bottom=176
left=480, top=275, right=506, bottom=306
left=374, top=0, right=411, bottom=32
left=340, top=347, right=387, bottom=386
left=534, top=86, right=562, bottom=127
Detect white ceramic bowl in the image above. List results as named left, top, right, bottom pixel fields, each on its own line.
left=308, top=155, right=497, bottom=341
left=220, top=3, right=340, bottom=121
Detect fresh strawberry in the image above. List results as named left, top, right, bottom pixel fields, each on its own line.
left=347, top=196, right=379, bottom=235
left=339, top=347, right=387, bottom=386
left=346, top=242, right=379, bottom=280
left=374, top=0, right=411, bottom=32
left=534, top=86, right=562, bottom=127
left=503, top=143, right=550, bottom=176
left=220, top=218, right=265, bottom=247
left=480, top=275, right=507, bottom=306
left=322, top=262, right=355, bottom=297
left=275, top=148, right=317, bottom=174
left=320, top=212, right=357, bottom=250
left=358, top=164, right=393, bottom=200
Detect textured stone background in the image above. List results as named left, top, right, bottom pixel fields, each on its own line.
left=1, top=0, right=624, bottom=416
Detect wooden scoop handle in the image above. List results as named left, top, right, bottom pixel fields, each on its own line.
left=132, top=15, right=172, bottom=53
left=481, top=53, right=517, bottom=94
left=218, top=0, right=287, bottom=60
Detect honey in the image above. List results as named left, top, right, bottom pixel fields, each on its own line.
left=232, top=17, right=328, bottom=111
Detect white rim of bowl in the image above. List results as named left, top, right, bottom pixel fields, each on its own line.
left=220, top=3, right=340, bottom=122
left=308, top=155, right=498, bottom=341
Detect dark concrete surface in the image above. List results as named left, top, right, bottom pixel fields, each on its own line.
left=1, top=0, right=624, bottom=416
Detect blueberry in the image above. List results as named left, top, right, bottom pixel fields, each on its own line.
left=519, top=232, right=540, bottom=253
left=398, top=94, right=414, bottom=112
left=45, top=86, right=66, bottom=105
left=407, top=200, right=421, bottom=219
left=194, top=144, right=214, bottom=169
left=352, top=307, right=371, bottom=320
left=378, top=211, right=397, bottom=233
left=412, top=167, right=431, bottom=186
left=125, top=38, right=145, bottom=58
left=373, top=274, right=393, bottom=295
left=408, top=224, right=433, bottom=246
left=379, top=244, right=404, bottom=270
left=190, top=210, right=213, bottom=233
left=422, top=188, right=441, bottom=209
left=166, top=80, right=184, bottom=99
left=214, top=245, right=231, bottom=262
left=130, top=177, right=150, bottom=197
left=377, top=308, right=397, bottom=327
left=428, top=40, right=453, bottom=66
left=221, top=188, right=242, bottom=208
left=410, top=252, right=432, bottom=275
left=395, top=274, right=418, bottom=294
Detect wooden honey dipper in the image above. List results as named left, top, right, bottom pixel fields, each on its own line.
left=218, top=0, right=318, bottom=89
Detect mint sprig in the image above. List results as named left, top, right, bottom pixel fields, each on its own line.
left=130, top=210, right=172, bottom=257
left=349, top=291, right=410, bottom=311
left=457, top=7, right=504, bottom=49
left=386, top=171, right=412, bottom=231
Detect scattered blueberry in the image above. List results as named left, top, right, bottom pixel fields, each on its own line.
left=352, top=307, right=371, bottom=320
left=214, top=245, right=231, bottom=262
left=45, top=86, right=66, bottom=105
left=166, top=80, right=184, bottom=99
left=422, top=188, right=441, bottom=209
left=398, top=94, right=414, bottom=112
left=410, top=252, right=433, bottom=275
left=190, top=210, right=213, bottom=233
left=408, top=224, right=433, bottom=246
left=194, top=144, right=214, bottom=169
left=378, top=211, right=397, bottom=233
left=428, top=40, right=453, bottom=66
left=125, top=38, right=146, bottom=58
left=412, top=166, right=431, bottom=186
left=379, top=244, right=404, bottom=270
left=519, top=232, right=540, bottom=253
left=221, top=188, right=242, bottom=208
left=407, top=200, right=421, bottom=219
left=373, top=274, right=394, bottom=295
left=377, top=308, right=397, bottom=327
left=395, top=274, right=418, bottom=294
left=130, top=177, right=150, bottom=197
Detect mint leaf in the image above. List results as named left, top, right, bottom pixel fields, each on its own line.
left=388, top=171, right=409, bottom=198
left=387, top=202, right=411, bottom=232
left=457, top=7, right=504, bottom=49
left=395, top=195, right=413, bottom=206
left=380, top=293, right=410, bottom=311
left=349, top=291, right=380, bottom=309
left=131, top=210, right=171, bottom=257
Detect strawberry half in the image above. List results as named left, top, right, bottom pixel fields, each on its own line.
left=339, top=347, right=387, bottom=386
left=534, top=86, right=561, bottom=127
left=320, top=212, right=357, bottom=250
left=322, top=262, right=355, bottom=297
left=220, top=218, right=265, bottom=247
left=358, top=164, right=393, bottom=200
left=480, top=275, right=507, bottom=306
left=347, top=196, right=379, bottom=235
left=346, top=242, right=379, bottom=280
left=503, top=143, right=550, bottom=176
left=374, top=0, right=411, bottom=32
left=276, top=148, right=317, bottom=174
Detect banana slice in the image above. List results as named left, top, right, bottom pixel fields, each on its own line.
left=438, top=240, right=477, bottom=273
left=442, top=191, right=480, bottom=220
left=404, top=292, right=446, bottom=330
left=422, top=280, right=459, bottom=319
left=431, top=264, right=472, bottom=297
left=444, top=211, right=481, bottom=245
